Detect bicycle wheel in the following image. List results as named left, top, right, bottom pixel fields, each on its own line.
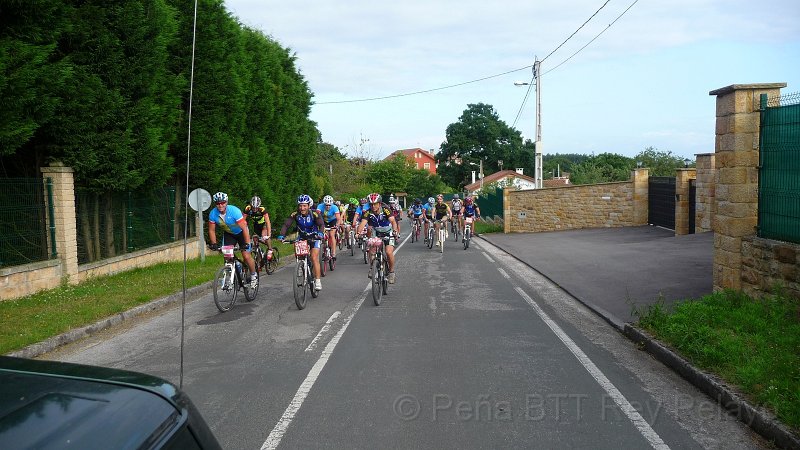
left=371, top=255, right=383, bottom=306
left=362, top=241, right=368, bottom=264
left=350, top=233, right=355, bottom=256
left=427, top=228, right=434, bottom=249
left=329, top=251, right=336, bottom=271
left=252, top=246, right=264, bottom=274
left=213, top=265, right=237, bottom=312
left=320, top=246, right=328, bottom=277
left=453, top=223, right=459, bottom=242
left=266, top=247, right=279, bottom=274
left=464, top=228, right=470, bottom=250
left=242, top=264, right=259, bottom=301
left=337, top=233, right=343, bottom=251
left=293, top=261, right=307, bottom=310
left=309, top=262, right=319, bottom=298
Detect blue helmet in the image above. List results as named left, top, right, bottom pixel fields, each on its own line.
left=297, top=194, right=312, bottom=205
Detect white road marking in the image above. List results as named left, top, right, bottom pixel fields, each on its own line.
left=512, top=285, right=670, bottom=450
left=304, top=311, right=341, bottom=352
left=497, top=267, right=510, bottom=279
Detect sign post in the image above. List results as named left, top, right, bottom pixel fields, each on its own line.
left=188, top=188, right=212, bottom=262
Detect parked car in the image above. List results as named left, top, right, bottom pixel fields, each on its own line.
left=0, top=356, right=221, bottom=450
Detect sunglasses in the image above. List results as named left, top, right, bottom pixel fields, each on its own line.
left=215, top=201, right=227, bottom=205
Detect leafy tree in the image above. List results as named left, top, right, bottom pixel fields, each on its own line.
left=542, top=153, right=588, bottom=179
left=436, top=103, right=531, bottom=190
left=404, top=169, right=448, bottom=200
left=634, top=147, right=688, bottom=176
left=366, top=154, right=413, bottom=194
left=570, top=153, right=634, bottom=185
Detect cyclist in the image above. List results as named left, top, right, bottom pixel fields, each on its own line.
left=207, top=192, right=258, bottom=289
left=316, top=195, right=341, bottom=261
left=422, top=196, right=435, bottom=243
left=357, top=193, right=400, bottom=284
left=343, top=198, right=358, bottom=245
left=433, top=194, right=452, bottom=244
left=388, top=195, right=403, bottom=223
left=450, top=194, right=464, bottom=235
left=244, top=195, right=274, bottom=259
left=407, top=198, right=425, bottom=239
left=277, top=194, right=326, bottom=291
left=462, top=195, right=481, bottom=240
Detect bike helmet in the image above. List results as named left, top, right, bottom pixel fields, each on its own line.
left=359, top=197, right=368, bottom=205
left=212, top=192, right=228, bottom=204
left=388, top=195, right=396, bottom=204
left=436, top=194, right=444, bottom=201
left=250, top=195, right=261, bottom=208
left=465, top=196, right=474, bottom=205
left=297, top=194, right=312, bottom=205
left=414, top=198, right=421, bottom=205
left=367, top=193, right=382, bottom=204
left=323, top=195, right=334, bottom=205
left=453, top=194, right=459, bottom=200
left=349, top=197, right=358, bottom=206
left=428, top=197, right=435, bottom=205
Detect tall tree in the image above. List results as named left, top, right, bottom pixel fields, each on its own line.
left=634, top=147, right=687, bottom=176
left=436, top=103, right=530, bottom=190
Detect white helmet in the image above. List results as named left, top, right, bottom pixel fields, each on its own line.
left=427, top=197, right=435, bottom=205
left=323, top=195, right=334, bottom=205
left=212, top=192, right=228, bottom=203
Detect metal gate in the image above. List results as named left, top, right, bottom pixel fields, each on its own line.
left=688, top=179, right=696, bottom=234
left=648, top=177, right=675, bottom=230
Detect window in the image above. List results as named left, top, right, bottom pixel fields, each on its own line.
left=423, top=163, right=430, bottom=170
left=416, top=152, right=421, bottom=159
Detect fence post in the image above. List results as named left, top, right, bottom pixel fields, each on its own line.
left=40, top=163, right=79, bottom=283
left=631, top=168, right=649, bottom=226
left=695, top=154, right=716, bottom=233
left=127, top=191, right=134, bottom=252
left=708, top=83, right=785, bottom=292
left=674, top=167, right=696, bottom=235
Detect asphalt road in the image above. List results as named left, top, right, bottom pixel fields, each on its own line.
left=44, top=229, right=764, bottom=449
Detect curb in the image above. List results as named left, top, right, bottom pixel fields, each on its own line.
left=7, top=281, right=213, bottom=359
left=477, top=234, right=799, bottom=449
left=625, top=325, right=800, bottom=450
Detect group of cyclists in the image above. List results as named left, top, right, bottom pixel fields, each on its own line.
left=206, top=191, right=479, bottom=293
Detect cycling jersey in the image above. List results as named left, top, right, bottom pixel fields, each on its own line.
left=244, top=205, right=268, bottom=224
left=434, top=202, right=449, bottom=220
left=409, top=204, right=424, bottom=217
left=451, top=199, right=463, bottom=212
left=280, top=210, right=323, bottom=236
left=361, top=205, right=393, bottom=231
left=422, top=203, right=434, bottom=218
left=463, top=203, right=479, bottom=217
left=316, top=203, right=340, bottom=225
left=345, top=207, right=357, bottom=223
left=209, top=204, right=245, bottom=235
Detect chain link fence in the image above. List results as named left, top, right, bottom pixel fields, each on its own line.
left=75, top=186, right=193, bottom=264
left=0, top=178, right=55, bottom=268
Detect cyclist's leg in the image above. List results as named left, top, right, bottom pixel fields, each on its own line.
left=329, top=222, right=337, bottom=257
left=310, top=243, right=321, bottom=279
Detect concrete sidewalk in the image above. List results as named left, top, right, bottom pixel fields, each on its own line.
left=479, top=226, right=714, bottom=328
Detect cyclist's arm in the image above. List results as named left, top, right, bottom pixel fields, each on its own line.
left=208, top=221, right=217, bottom=245
left=314, top=213, right=325, bottom=231
left=389, top=216, right=399, bottom=236
left=237, top=217, right=251, bottom=244
left=279, top=215, right=295, bottom=238
left=264, top=212, right=272, bottom=238
left=356, top=217, right=369, bottom=235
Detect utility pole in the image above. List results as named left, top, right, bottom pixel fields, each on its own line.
left=479, top=159, right=484, bottom=190
left=534, top=58, right=543, bottom=189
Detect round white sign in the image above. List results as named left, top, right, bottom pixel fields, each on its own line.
left=188, top=188, right=212, bottom=212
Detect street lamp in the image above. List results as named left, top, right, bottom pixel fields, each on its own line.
left=513, top=58, right=543, bottom=189
left=683, top=158, right=691, bottom=168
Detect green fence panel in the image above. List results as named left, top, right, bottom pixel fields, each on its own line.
left=759, top=93, right=800, bottom=244
left=0, top=178, right=53, bottom=267
left=477, top=186, right=504, bottom=219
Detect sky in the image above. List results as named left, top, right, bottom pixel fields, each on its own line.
left=223, top=0, right=800, bottom=163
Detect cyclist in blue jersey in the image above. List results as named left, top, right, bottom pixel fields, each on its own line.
left=207, top=192, right=258, bottom=289
left=407, top=198, right=425, bottom=235
left=316, top=195, right=341, bottom=261
left=357, top=193, right=399, bottom=284
left=278, top=194, right=326, bottom=291
left=422, top=197, right=435, bottom=243
left=461, top=196, right=481, bottom=239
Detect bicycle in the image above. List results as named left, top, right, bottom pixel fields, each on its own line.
left=451, top=217, right=460, bottom=242
left=410, top=218, right=421, bottom=243
left=367, top=234, right=391, bottom=306
left=436, top=219, right=447, bottom=253
left=286, top=236, right=320, bottom=310
left=426, top=220, right=435, bottom=250
left=358, top=229, right=369, bottom=264
left=347, top=227, right=355, bottom=256
left=251, top=236, right=280, bottom=275
left=463, top=216, right=475, bottom=250
left=336, top=226, right=344, bottom=252
left=212, top=244, right=258, bottom=312
left=320, top=226, right=336, bottom=275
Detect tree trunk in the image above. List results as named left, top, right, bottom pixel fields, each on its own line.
left=104, top=192, right=115, bottom=257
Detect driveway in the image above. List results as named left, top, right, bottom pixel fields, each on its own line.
left=479, top=226, right=714, bottom=328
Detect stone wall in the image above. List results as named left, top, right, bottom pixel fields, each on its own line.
left=741, top=237, right=799, bottom=299
left=504, top=176, right=648, bottom=233
left=675, top=168, right=697, bottom=235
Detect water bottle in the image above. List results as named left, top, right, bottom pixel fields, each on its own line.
left=235, top=260, right=243, bottom=279
left=267, top=249, right=273, bottom=261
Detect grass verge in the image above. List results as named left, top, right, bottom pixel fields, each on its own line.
left=0, top=241, right=294, bottom=355
left=475, top=221, right=503, bottom=234
left=635, top=289, right=800, bottom=431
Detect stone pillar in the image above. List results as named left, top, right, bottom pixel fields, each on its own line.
left=631, top=168, right=649, bottom=226
left=40, top=163, right=79, bottom=282
left=503, top=187, right=512, bottom=233
left=674, top=168, right=696, bottom=235
left=708, top=83, right=785, bottom=292
left=694, top=153, right=715, bottom=233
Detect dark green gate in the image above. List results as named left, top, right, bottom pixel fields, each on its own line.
left=648, top=177, right=676, bottom=230
left=759, top=92, right=800, bottom=243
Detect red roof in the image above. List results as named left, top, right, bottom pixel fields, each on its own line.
left=386, top=148, right=437, bottom=174
left=464, top=170, right=536, bottom=191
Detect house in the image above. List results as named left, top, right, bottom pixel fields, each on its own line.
left=386, top=148, right=437, bottom=175
left=464, top=168, right=537, bottom=195
left=543, top=172, right=571, bottom=188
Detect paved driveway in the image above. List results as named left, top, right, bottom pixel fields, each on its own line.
left=479, top=226, right=714, bottom=328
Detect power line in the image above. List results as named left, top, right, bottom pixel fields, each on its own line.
left=544, top=0, right=640, bottom=76
left=315, top=64, right=533, bottom=105
left=541, top=0, right=612, bottom=63
left=511, top=75, right=535, bottom=129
